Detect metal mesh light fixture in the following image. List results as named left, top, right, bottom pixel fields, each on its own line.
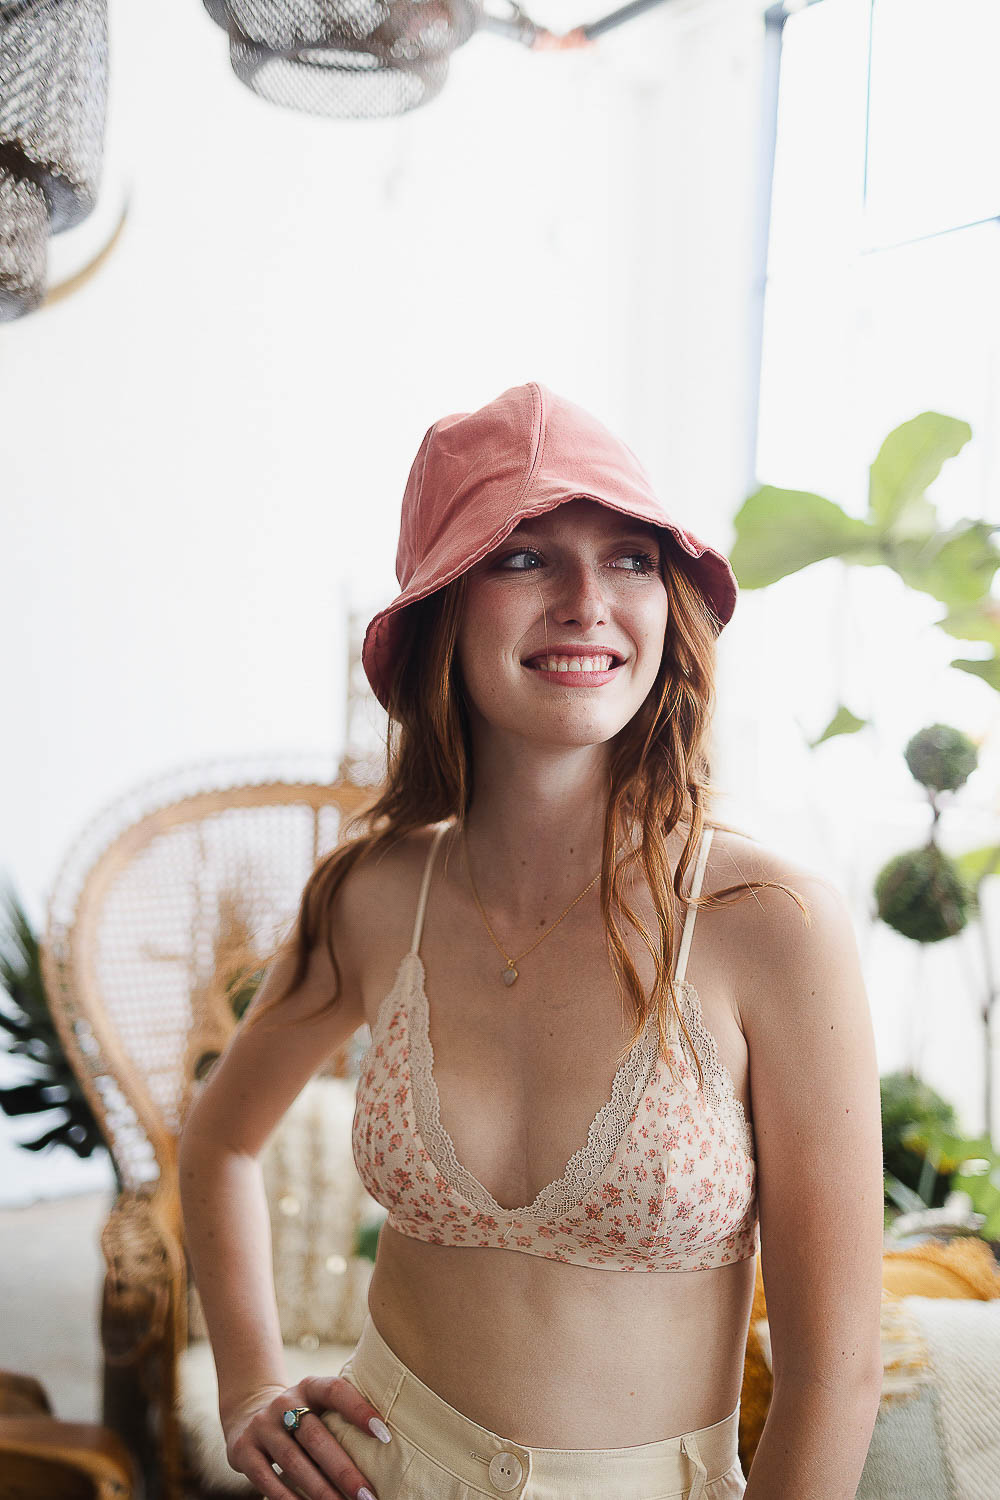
left=203, top=0, right=673, bottom=120
left=0, top=0, right=110, bottom=320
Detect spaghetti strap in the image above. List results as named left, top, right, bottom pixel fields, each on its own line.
left=674, top=825, right=714, bottom=985
left=409, top=822, right=451, bottom=956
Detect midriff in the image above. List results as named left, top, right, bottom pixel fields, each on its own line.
left=351, top=823, right=758, bottom=1446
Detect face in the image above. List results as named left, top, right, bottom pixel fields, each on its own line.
left=455, top=497, right=670, bottom=749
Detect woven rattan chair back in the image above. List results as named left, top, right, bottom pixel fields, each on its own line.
left=40, top=760, right=376, bottom=1500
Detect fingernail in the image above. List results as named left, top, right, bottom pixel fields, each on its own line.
left=367, top=1416, right=392, bottom=1444
left=358, top=1489, right=378, bottom=1500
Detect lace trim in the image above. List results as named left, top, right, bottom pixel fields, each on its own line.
left=406, top=951, right=662, bottom=1222
left=675, top=980, right=754, bottom=1160
left=376, top=953, right=755, bottom=1224
left=355, top=953, right=414, bottom=1074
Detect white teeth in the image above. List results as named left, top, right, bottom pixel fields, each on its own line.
left=530, top=654, right=615, bottom=673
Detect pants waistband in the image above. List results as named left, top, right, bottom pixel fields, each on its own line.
left=342, top=1310, right=741, bottom=1499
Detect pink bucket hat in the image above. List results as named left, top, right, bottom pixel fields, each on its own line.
left=362, top=381, right=738, bottom=711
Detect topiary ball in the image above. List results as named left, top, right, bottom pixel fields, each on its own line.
left=874, top=843, right=970, bottom=942
left=904, top=723, right=978, bottom=792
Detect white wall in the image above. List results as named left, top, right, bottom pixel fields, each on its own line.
left=1, top=0, right=776, bottom=1202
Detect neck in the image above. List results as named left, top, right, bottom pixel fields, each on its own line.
left=446, top=804, right=679, bottom=929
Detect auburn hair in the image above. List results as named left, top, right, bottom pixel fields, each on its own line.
left=244, top=543, right=809, bottom=1093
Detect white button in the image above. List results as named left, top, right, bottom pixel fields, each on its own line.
left=488, top=1450, right=523, bottom=1491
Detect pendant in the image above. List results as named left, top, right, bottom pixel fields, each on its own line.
left=502, top=965, right=518, bottom=987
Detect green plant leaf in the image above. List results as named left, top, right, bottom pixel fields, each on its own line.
left=881, top=492, right=940, bottom=542
left=976, top=1200, right=1000, bottom=1241
left=730, top=487, right=878, bottom=587
left=903, top=1124, right=995, bottom=1168
left=890, top=520, right=1000, bottom=608
left=0, top=882, right=116, bottom=1182
left=952, top=1159, right=1000, bottom=1240
left=868, top=412, right=972, bottom=531
left=900, top=1126, right=1000, bottom=1237
left=937, top=598, right=1000, bottom=651
left=952, top=655, right=1000, bottom=691
left=953, top=844, right=1000, bottom=892
left=354, top=1219, right=383, bottom=1262
left=881, top=1071, right=957, bottom=1148
left=809, top=704, right=869, bottom=747
left=884, top=1171, right=929, bottom=1214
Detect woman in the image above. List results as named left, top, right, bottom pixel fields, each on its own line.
left=179, top=382, right=885, bottom=1500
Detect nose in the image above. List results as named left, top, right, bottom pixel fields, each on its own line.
left=550, top=558, right=609, bottom=629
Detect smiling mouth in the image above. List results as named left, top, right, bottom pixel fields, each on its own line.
left=522, top=653, right=625, bottom=679
left=522, top=651, right=625, bottom=672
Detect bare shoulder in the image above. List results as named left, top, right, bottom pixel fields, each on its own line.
left=705, top=827, right=860, bottom=1025
left=334, top=823, right=443, bottom=917
left=330, top=822, right=446, bottom=981
left=706, top=824, right=840, bottom=910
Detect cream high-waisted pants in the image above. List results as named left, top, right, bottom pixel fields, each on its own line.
left=319, top=1311, right=748, bottom=1500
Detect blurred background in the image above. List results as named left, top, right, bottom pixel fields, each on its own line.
left=1, top=0, right=999, bottom=1475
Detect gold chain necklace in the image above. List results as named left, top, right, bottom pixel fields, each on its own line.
left=460, top=820, right=608, bottom=987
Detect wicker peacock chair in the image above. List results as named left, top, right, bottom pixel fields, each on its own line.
left=0, top=1366, right=138, bottom=1498
left=40, top=756, right=381, bottom=1500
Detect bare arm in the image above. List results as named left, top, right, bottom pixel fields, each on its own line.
left=178, top=896, right=366, bottom=1423
left=737, top=866, right=885, bottom=1499
left=180, top=1141, right=291, bottom=1424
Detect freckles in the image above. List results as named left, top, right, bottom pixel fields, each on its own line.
left=488, top=611, right=535, bottom=667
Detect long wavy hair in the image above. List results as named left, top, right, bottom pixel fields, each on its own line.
left=245, top=541, right=809, bottom=1091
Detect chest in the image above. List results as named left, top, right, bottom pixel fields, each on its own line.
left=358, top=864, right=750, bottom=1216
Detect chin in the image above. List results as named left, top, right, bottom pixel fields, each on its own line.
left=514, top=711, right=634, bottom=747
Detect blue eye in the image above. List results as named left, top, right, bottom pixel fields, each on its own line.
left=498, top=548, right=657, bottom=576
left=619, top=551, right=658, bottom=575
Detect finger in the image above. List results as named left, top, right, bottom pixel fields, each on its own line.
left=240, top=1448, right=314, bottom=1500
left=266, top=1426, right=377, bottom=1500
left=297, top=1374, right=392, bottom=1444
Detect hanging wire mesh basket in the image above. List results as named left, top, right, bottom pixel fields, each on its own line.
left=0, top=0, right=109, bottom=319
left=202, top=0, right=544, bottom=119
